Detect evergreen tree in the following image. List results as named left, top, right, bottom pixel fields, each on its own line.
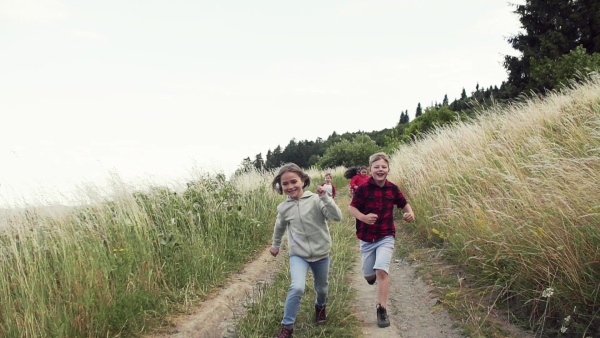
left=281, top=139, right=298, bottom=164
left=398, top=110, right=410, bottom=125
left=415, top=103, right=423, bottom=117
left=265, top=149, right=273, bottom=169
left=400, top=110, right=410, bottom=124
left=235, top=157, right=253, bottom=176
left=253, top=153, right=265, bottom=171
left=503, top=0, right=592, bottom=93
left=452, top=99, right=459, bottom=111
left=460, top=88, right=467, bottom=100
left=265, top=147, right=283, bottom=170
left=442, top=94, right=449, bottom=106
left=574, top=0, right=600, bottom=54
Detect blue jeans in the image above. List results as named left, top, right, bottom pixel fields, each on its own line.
left=281, top=255, right=330, bottom=327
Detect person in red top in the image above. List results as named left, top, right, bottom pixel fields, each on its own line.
left=319, top=172, right=336, bottom=198
left=348, top=152, right=415, bottom=329
left=348, top=166, right=369, bottom=197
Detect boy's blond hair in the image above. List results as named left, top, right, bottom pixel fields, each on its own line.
left=369, top=152, right=390, bottom=167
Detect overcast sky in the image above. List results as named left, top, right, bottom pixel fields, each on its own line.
left=0, top=0, right=524, bottom=206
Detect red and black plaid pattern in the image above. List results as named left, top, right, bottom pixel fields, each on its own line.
left=350, top=178, right=407, bottom=242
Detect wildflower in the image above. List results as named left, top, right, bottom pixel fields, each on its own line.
left=560, top=315, right=571, bottom=333
left=542, top=287, right=554, bottom=298
left=431, top=228, right=446, bottom=240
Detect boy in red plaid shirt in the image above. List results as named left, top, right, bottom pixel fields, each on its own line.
left=348, top=152, right=415, bottom=328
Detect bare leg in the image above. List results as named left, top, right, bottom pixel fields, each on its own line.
left=375, top=269, right=389, bottom=307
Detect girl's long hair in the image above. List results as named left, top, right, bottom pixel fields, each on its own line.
left=344, top=168, right=358, bottom=179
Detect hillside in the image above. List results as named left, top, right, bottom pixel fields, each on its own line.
left=387, top=74, right=600, bottom=337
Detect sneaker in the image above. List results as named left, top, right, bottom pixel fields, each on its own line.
left=367, top=275, right=377, bottom=285
left=376, top=304, right=390, bottom=328
left=275, top=326, right=293, bottom=338
left=315, top=304, right=327, bottom=324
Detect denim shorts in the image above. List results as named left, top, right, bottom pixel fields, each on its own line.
left=360, top=235, right=395, bottom=276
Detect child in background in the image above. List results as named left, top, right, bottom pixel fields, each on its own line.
left=348, top=152, right=415, bottom=328
left=320, top=172, right=336, bottom=198
left=345, top=166, right=369, bottom=197
left=270, top=163, right=343, bottom=338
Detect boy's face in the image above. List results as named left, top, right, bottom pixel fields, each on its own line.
left=325, top=175, right=332, bottom=183
left=280, top=171, right=304, bottom=200
left=360, top=169, right=368, bottom=176
left=370, top=159, right=389, bottom=185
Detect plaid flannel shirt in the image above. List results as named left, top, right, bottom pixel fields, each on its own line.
left=350, top=177, right=407, bottom=242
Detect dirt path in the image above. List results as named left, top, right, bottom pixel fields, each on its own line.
left=350, top=253, right=463, bottom=338
left=145, top=244, right=468, bottom=338
left=145, top=247, right=282, bottom=338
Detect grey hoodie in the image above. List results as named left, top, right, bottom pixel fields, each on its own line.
left=271, top=191, right=342, bottom=262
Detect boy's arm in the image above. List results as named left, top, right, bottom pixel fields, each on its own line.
left=348, top=205, right=364, bottom=221
left=348, top=205, right=378, bottom=225
left=401, top=204, right=415, bottom=223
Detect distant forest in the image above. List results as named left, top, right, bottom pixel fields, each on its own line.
left=236, top=0, right=600, bottom=174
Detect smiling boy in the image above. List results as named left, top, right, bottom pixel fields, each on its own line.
left=348, top=152, right=415, bottom=328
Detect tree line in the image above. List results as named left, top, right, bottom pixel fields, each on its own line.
left=237, top=0, right=600, bottom=174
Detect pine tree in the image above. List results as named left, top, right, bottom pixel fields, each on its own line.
left=265, top=149, right=273, bottom=169
left=403, top=110, right=410, bottom=124
left=415, top=103, right=423, bottom=117
left=503, top=0, right=585, bottom=93
left=574, top=0, right=600, bottom=54
left=253, top=153, right=265, bottom=171
left=443, top=94, right=449, bottom=106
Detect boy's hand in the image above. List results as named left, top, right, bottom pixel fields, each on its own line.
left=362, top=213, right=378, bottom=225
left=402, top=212, right=415, bottom=223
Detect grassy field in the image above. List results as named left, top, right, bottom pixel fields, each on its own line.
left=389, top=76, right=600, bottom=337
left=0, top=173, right=281, bottom=337
left=1, top=76, right=598, bottom=337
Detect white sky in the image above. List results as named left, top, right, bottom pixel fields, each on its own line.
left=0, top=0, right=524, bottom=206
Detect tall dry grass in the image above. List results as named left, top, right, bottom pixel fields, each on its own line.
left=0, top=170, right=280, bottom=337
left=389, top=75, right=600, bottom=336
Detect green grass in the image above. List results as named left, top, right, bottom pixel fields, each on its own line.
left=0, top=173, right=280, bottom=337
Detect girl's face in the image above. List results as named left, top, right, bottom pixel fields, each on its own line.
left=360, top=169, right=368, bottom=177
left=280, top=171, right=304, bottom=200
left=370, top=159, right=389, bottom=185
left=325, top=175, right=332, bottom=183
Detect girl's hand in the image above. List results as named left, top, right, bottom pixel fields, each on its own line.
left=402, top=212, right=415, bottom=223
left=270, top=247, right=279, bottom=257
left=316, top=186, right=326, bottom=197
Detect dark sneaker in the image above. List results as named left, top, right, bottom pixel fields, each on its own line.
left=376, top=304, right=390, bottom=328
left=315, top=304, right=327, bottom=324
left=367, top=275, right=377, bottom=285
left=275, top=326, right=293, bottom=338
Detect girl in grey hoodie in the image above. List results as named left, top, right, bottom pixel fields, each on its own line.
left=270, top=163, right=342, bottom=338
